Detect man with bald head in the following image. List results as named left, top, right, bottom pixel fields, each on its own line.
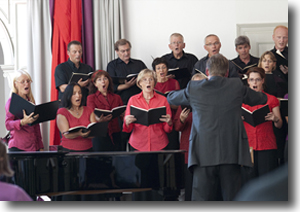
left=192, top=34, right=239, bottom=78
left=270, top=25, right=288, bottom=82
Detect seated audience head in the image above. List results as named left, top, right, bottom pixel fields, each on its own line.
left=272, top=25, right=288, bottom=52
left=136, top=69, right=157, bottom=92
left=67, top=40, right=83, bottom=65
left=168, top=33, right=185, bottom=56
left=12, top=69, right=35, bottom=103
left=114, top=39, right=132, bottom=63
left=258, top=51, right=277, bottom=74
left=61, top=82, right=83, bottom=109
left=152, top=57, right=169, bottom=80
left=246, top=67, right=266, bottom=92
left=204, top=34, right=221, bottom=57
left=235, top=35, right=251, bottom=60
left=206, top=54, right=229, bottom=77
left=89, top=70, right=114, bottom=94
left=0, top=141, right=14, bottom=177
left=192, top=73, right=206, bottom=81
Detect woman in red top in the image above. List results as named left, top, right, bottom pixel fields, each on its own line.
left=56, top=82, right=97, bottom=152
left=152, top=57, right=180, bottom=150
left=123, top=69, right=173, bottom=151
left=87, top=70, right=124, bottom=151
left=242, top=67, right=282, bottom=180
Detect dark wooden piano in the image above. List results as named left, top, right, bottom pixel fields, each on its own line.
left=7, top=150, right=185, bottom=201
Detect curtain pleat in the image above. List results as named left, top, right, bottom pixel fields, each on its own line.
left=27, top=0, right=52, bottom=149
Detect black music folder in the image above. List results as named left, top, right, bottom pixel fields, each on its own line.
left=181, top=105, right=192, bottom=112
left=167, top=68, right=191, bottom=79
left=275, top=51, right=288, bottom=67
left=9, top=93, right=60, bottom=126
left=130, top=105, right=166, bottom=126
left=111, top=73, right=138, bottom=84
left=94, top=105, right=126, bottom=119
left=67, top=121, right=108, bottom=137
left=154, top=90, right=171, bottom=97
left=242, top=104, right=270, bottom=127
left=280, top=99, right=288, bottom=117
left=68, top=72, right=94, bottom=83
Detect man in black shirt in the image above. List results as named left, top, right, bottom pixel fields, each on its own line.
left=270, top=25, right=288, bottom=82
left=107, top=39, right=147, bottom=105
left=55, top=40, right=93, bottom=105
left=107, top=39, right=147, bottom=151
left=231, top=35, right=259, bottom=81
left=162, top=33, right=198, bottom=89
left=192, top=34, right=239, bottom=78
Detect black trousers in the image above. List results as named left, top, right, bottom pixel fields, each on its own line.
left=192, top=164, right=241, bottom=201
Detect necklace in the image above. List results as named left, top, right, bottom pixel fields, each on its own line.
left=70, top=107, right=80, bottom=115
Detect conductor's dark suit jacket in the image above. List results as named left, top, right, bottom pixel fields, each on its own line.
left=167, top=76, right=267, bottom=170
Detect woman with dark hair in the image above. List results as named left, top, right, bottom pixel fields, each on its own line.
left=0, top=141, right=32, bottom=201
left=87, top=70, right=124, bottom=151
left=152, top=57, right=180, bottom=150
left=56, top=82, right=97, bottom=152
left=242, top=67, right=282, bottom=183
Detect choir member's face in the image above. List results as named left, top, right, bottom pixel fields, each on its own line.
left=247, top=72, right=264, bottom=92
left=15, top=74, right=32, bottom=97
left=272, top=27, right=288, bottom=51
left=68, top=44, right=82, bottom=64
left=116, top=43, right=131, bottom=63
left=204, top=35, right=221, bottom=57
left=261, top=55, right=276, bottom=73
left=71, top=85, right=82, bottom=107
left=140, top=74, right=155, bottom=93
left=94, top=75, right=109, bottom=94
left=236, top=44, right=250, bottom=60
left=155, top=63, right=168, bottom=79
left=169, top=35, right=185, bottom=55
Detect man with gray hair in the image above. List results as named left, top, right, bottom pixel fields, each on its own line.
left=231, top=35, right=259, bottom=78
left=192, top=34, right=239, bottom=78
left=167, top=53, right=267, bottom=201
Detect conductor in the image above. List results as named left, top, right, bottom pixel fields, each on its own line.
left=167, top=54, right=268, bottom=201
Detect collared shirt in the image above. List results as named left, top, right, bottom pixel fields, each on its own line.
left=192, top=54, right=239, bottom=78
left=107, top=58, right=147, bottom=104
left=55, top=58, right=94, bottom=101
left=242, top=91, right=279, bottom=151
left=122, top=91, right=172, bottom=151
left=162, top=51, right=198, bottom=89
left=87, top=90, right=124, bottom=137
left=231, top=55, right=259, bottom=75
left=5, top=97, right=43, bottom=151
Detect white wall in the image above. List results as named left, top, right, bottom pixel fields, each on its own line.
left=122, top=0, right=288, bottom=69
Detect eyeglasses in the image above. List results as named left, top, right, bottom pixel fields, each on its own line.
left=249, top=78, right=262, bottom=82
left=16, top=79, right=32, bottom=84
left=142, top=77, right=154, bottom=82
left=205, top=42, right=220, bottom=47
left=96, top=77, right=108, bottom=82
left=170, top=41, right=183, bottom=45
left=262, top=60, right=274, bottom=63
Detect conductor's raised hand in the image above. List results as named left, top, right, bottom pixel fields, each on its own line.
left=160, top=114, right=172, bottom=126
left=125, top=114, right=137, bottom=126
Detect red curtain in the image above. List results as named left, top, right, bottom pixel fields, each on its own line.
left=50, top=0, right=82, bottom=145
